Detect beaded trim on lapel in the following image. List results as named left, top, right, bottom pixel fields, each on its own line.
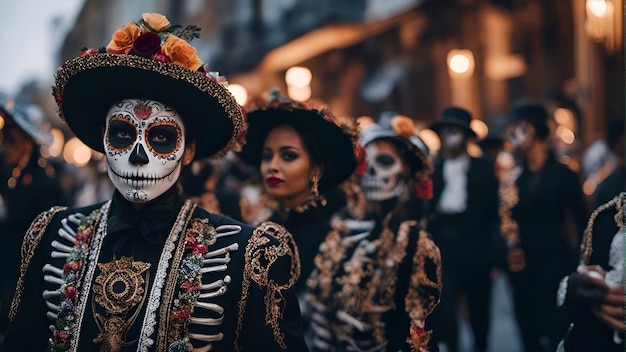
left=8, top=205, right=68, bottom=320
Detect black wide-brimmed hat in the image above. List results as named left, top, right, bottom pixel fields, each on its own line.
left=53, top=13, right=244, bottom=160
left=429, top=106, right=477, bottom=138
left=507, top=100, right=548, bottom=123
left=0, top=93, right=53, bottom=147
left=237, top=93, right=359, bottom=192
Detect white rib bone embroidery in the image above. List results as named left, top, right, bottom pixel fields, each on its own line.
left=41, top=212, right=86, bottom=330
left=186, top=224, right=241, bottom=350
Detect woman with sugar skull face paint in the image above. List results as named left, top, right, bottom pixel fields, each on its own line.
left=499, top=101, right=588, bottom=352
left=237, top=92, right=361, bottom=349
left=305, top=114, right=442, bottom=352
left=1, top=14, right=309, bottom=352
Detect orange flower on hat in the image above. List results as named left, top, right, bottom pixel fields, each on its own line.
left=141, top=12, right=170, bottom=32
left=161, top=35, right=202, bottom=71
left=106, top=21, right=141, bottom=54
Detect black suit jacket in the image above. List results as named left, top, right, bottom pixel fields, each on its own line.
left=1, top=190, right=308, bottom=351
left=427, top=155, right=500, bottom=268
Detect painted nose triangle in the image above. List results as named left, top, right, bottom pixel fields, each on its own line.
left=129, top=143, right=149, bottom=165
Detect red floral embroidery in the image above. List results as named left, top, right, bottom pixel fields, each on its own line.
left=62, top=286, right=77, bottom=299
left=62, top=260, right=82, bottom=274
left=50, top=209, right=99, bottom=351
left=53, top=329, right=70, bottom=342
left=181, top=279, right=201, bottom=293
left=75, top=228, right=93, bottom=244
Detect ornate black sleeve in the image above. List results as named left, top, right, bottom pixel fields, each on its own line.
left=236, top=221, right=308, bottom=351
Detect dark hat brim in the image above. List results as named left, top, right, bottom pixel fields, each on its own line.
left=0, top=96, right=53, bottom=146
left=237, top=108, right=356, bottom=191
left=55, top=53, right=244, bottom=160
left=429, top=118, right=477, bottom=138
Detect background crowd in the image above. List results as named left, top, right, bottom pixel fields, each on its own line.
left=0, top=2, right=624, bottom=352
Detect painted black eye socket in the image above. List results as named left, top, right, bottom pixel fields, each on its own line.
left=148, top=125, right=178, bottom=154
left=108, top=120, right=136, bottom=149
left=375, top=154, right=396, bottom=168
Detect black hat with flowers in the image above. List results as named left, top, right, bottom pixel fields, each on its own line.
left=359, top=114, right=433, bottom=199
left=360, top=115, right=431, bottom=175
left=237, top=90, right=361, bottom=192
left=53, top=13, right=244, bottom=160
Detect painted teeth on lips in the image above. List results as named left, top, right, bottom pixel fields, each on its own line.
left=266, top=176, right=283, bottom=185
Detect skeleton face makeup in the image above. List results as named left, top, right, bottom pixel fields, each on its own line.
left=104, top=99, right=186, bottom=203
left=360, top=139, right=407, bottom=201
left=506, top=121, right=534, bottom=152
left=440, top=126, right=465, bottom=149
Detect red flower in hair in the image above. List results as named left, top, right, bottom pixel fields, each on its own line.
left=354, top=145, right=367, bottom=175
left=416, top=175, right=433, bottom=200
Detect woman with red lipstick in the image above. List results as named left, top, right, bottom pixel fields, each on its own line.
left=237, top=91, right=362, bottom=317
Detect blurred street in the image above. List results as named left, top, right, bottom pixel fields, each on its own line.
left=440, top=272, right=523, bottom=352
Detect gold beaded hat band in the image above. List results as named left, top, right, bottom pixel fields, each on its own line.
left=53, top=13, right=245, bottom=160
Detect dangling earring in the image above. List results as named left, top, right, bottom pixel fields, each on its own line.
left=293, top=174, right=326, bottom=213
left=311, top=175, right=320, bottom=197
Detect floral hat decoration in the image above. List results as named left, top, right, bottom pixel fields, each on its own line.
left=237, top=89, right=363, bottom=192
left=53, top=13, right=245, bottom=160
left=359, top=114, right=434, bottom=199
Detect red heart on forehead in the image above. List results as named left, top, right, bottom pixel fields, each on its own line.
left=133, top=103, right=153, bottom=120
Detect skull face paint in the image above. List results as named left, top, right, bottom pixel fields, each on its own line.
left=104, top=99, right=185, bottom=203
left=360, top=139, right=407, bottom=201
left=439, top=126, right=465, bottom=149
left=506, top=121, right=534, bottom=152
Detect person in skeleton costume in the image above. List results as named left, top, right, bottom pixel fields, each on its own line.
left=305, top=114, right=442, bottom=352
left=426, top=106, right=500, bottom=352
left=0, top=95, right=70, bottom=334
left=499, top=100, right=587, bottom=352
left=1, top=13, right=308, bottom=352
left=236, top=92, right=361, bottom=345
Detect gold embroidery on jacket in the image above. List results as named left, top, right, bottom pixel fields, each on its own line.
left=9, top=206, right=68, bottom=320
left=333, top=217, right=410, bottom=348
left=92, top=256, right=151, bottom=352
left=235, top=221, right=300, bottom=350
left=405, top=227, right=442, bottom=328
